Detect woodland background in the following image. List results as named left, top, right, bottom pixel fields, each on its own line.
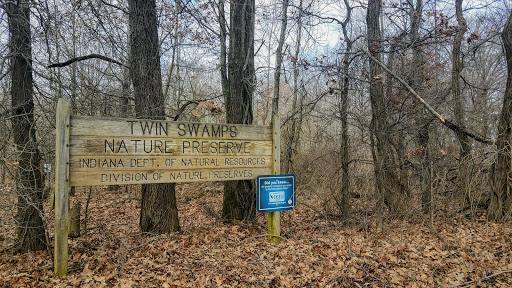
left=1, top=0, right=512, bottom=286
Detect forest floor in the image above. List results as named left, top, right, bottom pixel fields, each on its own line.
left=1, top=183, right=512, bottom=287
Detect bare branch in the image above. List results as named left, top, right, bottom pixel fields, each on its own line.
left=173, top=100, right=200, bottom=121
left=47, top=54, right=127, bottom=68
left=364, top=49, right=494, bottom=146
left=100, top=0, right=128, bottom=14
left=172, top=94, right=223, bottom=121
left=0, top=67, right=10, bottom=82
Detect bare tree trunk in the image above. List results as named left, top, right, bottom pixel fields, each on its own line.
left=488, top=12, right=512, bottom=221
left=218, top=0, right=229, bottom=97
left=1, top=113, right=6, bottom=183
left=284, top=0, right=302, bottom=174
left=163, top=0, right=182, bottom=106
left=129, top=0, right=180, bottom=233
left=222, top=0, right=256, bottom=222
left=121, top=17, right=132, bottom=116
left=406, top=0, right=432, bottom=214
left=367, top=0, right=387, bottom=224
left=366, top=0, right=389, bottom=222
left=271, top=0, right=289, bottom=116
left=6, top=1, right=47, bottom=251
left=70, top=11, right=78, bottom=112
left=385, top=36, right=410, bottom=207
left=338, top=0, right=353, bottom=221
left=294, top=85, right=305, bottom=153
left=452, top=0, right=472, bottom=207
left=367, top=0, right=403, bottom=219
left=121, top=66, right=131, bottom=115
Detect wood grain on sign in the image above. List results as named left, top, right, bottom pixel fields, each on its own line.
left=69, top=167, right=272, bottom=186
left=67, top=116, right=274, bottom=186
left=70, top=116, right=272, bottom=140
left=55, top=98, right=70, bottom=276
left=268, top=115, right=281, bottom=244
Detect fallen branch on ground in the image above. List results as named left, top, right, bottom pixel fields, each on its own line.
left=450, top=269, right=512, bottom=287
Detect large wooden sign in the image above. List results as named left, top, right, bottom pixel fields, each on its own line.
left=54, top=98, right=281, bottom=277
left=68, top=116, right=273, bottom=186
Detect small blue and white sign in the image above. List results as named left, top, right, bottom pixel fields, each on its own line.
left=257, top=174, right=296, bottom=212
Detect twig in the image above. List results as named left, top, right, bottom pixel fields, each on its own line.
left=126, top=234, right=169, bottom=253
left=203, top=205, right=221, bottom=221
left=107, top=197, right=140, bottom=206
left=100, top=0, right=128, bottom=14
left=0, top=244, right=15, bottom=254
left=302, top=202, right=326, bottom=218
left=450, top=270, right=512, bottom=287
left=427, top=224, right=443, bottom=241
left=36, top=265, right=55, bottom=272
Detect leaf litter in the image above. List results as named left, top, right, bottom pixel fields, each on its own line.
left=1, top=183, right=512, bottom=287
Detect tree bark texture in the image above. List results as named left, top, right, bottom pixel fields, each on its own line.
left=218, top=0, right=229, bottom=99
left=69, top=202, right=81, bottom=238
left=6, top=2, right=47, bottom=252
left=385, top=36, right=410, bottom=204
left=222, top=0, right=257, bottom=222
left=367, top=0, right=404, bottom=217
left=452, top=0, right=472, bottom=206
left=408, top=0, right=432, bottom=214
left=284, top=0, right=302, bottom=174
left=488, top=12, right=512, bottom=221
left=271, top=0, right=289, bottom=117
left=338, top=0, right=353, bottom=221
left=128, top=0, right=180, bottom=233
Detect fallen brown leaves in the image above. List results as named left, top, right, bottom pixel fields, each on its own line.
left=1, top=183, right=512, bottom=287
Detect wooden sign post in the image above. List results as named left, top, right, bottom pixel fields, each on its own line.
left=53, top=98, right=282, bottom=276
left=54, top=98, right=70, bottom=277
left=268, top=115, right=281, bottom=244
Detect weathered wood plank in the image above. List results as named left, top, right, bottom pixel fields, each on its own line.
left=69, top=167, right=272, bottom=186
left=69, top=137, right=272, bottom=157
left=268, top=115, right=281, bottom=244
left=69, top=155, right=272, bottom=172
left=54, top=98, right=70, bottom=277
left=70, top=116, right=272, bottom=140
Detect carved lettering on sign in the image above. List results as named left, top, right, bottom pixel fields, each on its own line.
left=68, top=117, right=273, bottom=186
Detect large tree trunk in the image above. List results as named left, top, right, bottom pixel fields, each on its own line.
left=452, top=0, right=472, bottom=206
left=407, top=0, right=432, bottom=214
left=488, top=12, right=512, bottom=221
left=6, top=2, right=47, bottom=251
left=367, top=0, right=404, bottom=221
left=222, top=0, right=257, bottom=222
left=128, top=0, right=180, bottom=233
